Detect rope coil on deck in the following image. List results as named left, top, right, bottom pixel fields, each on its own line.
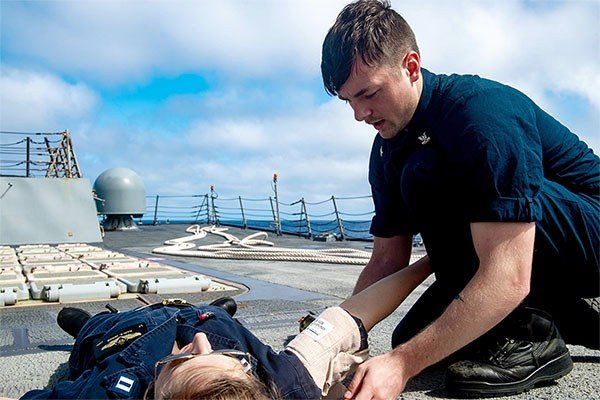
left=152, top=225, right=372, bottom=265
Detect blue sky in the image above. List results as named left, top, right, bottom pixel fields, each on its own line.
left=1, top=0, right=598, bottom=207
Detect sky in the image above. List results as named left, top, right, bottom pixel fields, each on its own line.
left=1, top=0, right=598, bottom=207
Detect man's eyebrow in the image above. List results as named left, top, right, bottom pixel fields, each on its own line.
left=339, top=88, right=369, bottom=102
left=353, top=88, right=368, bottom=98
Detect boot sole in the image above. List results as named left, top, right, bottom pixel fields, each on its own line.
left=446, top=351, right=573, bottom=398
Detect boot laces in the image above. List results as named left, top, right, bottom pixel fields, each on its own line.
left=487, top=337, right=514, bottom=363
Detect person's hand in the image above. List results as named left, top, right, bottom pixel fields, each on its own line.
left=344, top=351, right=409, bottom=400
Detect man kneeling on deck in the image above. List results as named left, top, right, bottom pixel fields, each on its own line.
left=321, top=1, right=598, bottom=399
left=19, top=260, right=431, bottom=400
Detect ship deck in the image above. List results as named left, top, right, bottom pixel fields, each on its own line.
left=1, top=224, right=598, bottom=399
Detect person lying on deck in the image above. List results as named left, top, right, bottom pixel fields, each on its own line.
left=17, top=260, right=432, bottom=400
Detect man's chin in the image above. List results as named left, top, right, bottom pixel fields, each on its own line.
left=378, top=129, right=400, bottom=139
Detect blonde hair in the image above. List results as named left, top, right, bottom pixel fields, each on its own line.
left=154, top=365, right=280, bottom=400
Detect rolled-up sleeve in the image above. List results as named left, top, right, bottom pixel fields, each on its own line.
left=447, top=89, right=543, bottom=223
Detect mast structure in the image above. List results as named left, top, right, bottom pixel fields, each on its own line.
left=0, top=130, right=82, bottom=178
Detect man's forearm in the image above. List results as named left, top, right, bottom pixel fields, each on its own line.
left=396, top=222, right=535, bottom=377
left=392, top=263, right=530, bottom=378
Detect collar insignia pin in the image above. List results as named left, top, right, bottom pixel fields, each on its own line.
left=380, top=146, right=383, bottom=157
left=418, top=132, right=431, bottom=145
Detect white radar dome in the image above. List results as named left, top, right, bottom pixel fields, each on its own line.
left=94, top=167, right=146, bottom=216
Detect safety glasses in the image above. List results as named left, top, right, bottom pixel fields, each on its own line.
left=154, top=349, right=254, bottom=376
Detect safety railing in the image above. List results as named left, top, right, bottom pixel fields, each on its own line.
left=1, top=132, right=375, bottom=240
left=135, top=192, right=375, bottom=241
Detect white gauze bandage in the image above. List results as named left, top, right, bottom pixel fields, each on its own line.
left=285, top=306, right=369, bottom=396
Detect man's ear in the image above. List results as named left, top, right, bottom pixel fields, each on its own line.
left=404, top=51, right=421, bottom=83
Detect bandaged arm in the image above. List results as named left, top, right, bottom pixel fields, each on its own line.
left=286, top=259, right=432, bottom=395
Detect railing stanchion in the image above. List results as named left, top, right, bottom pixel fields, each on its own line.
left=301, top=197, right=312, bottom=239
left=269, top=196, right=278, bottom=234
left=194, top=195, right=205, bottom=224
left=25, top=137, right=31, bottom=177
left=331, top=195, right=345, bottom=240
left=153, top=195, right=159, bottom=225
left=272, top=173, right=281, bottom=236
left=205, top=194, right=210, bottom=224
left=210, top=185, right=219, bottom=226
left=239, top=196, right=247, bottom=229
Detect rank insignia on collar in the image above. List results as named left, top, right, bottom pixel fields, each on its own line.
left=114, top=375, right=135, bottom=394
left=380, top=145, right=383, bottom=157
left=110, top=373, right=138, bottom=397
left=418, top=132, right=431, bottom=145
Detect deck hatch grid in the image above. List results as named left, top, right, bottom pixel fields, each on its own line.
left=1, top=244, right=226, bottom=306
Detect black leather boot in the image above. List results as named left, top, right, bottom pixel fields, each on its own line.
left=209, top=296, right=237, bottom=317
left=445, top=307, right=573, bottom=398
left=57, top=307, right=92, bottom=338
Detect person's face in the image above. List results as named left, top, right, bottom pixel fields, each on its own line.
left=338, top=52, right=422, bottom=139
left=153, top=333, right=250, bottom=396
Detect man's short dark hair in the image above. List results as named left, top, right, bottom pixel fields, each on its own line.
left=321, top=0, right=420, bottom=96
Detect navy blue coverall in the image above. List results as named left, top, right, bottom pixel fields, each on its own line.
left=21, top=303, right=321, bottom=399
left=367, top=69, right=599, bottom=346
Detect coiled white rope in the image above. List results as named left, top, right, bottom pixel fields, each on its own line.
left=152, top=225, right=372, bottom=265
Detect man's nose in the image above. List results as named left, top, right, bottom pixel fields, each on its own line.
left=353, top=103, right=372, bottom=122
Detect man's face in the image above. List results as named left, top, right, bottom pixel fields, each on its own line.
left=338, top=55, right=421, bottom=139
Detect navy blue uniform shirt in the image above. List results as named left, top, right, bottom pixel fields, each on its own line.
left=21, top=304, right=320, bottom=399
left=369, top=68, right=599, bottom=293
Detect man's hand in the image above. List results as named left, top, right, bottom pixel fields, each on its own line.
left=344, top=351, right=409, bottom=400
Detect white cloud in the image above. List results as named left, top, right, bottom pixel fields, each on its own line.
left=570, top=65, right=600, bottom=111
left=3, top=1, right=597, bottom=118
left=4, top=1, right=596, bottom=93
left=74, top=97, right=373, bottom=205
left=2, top=0, right=348, bottom=86
left=405, top=1, right=599, bottom=113
left=0, top=68, right=98, bottom=131
left=186, top=120, right=270, bottom=151
left=1, top=0, right=597, bottom=210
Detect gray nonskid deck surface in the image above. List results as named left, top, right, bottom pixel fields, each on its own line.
left=0, top=224, right=598, bottom=399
